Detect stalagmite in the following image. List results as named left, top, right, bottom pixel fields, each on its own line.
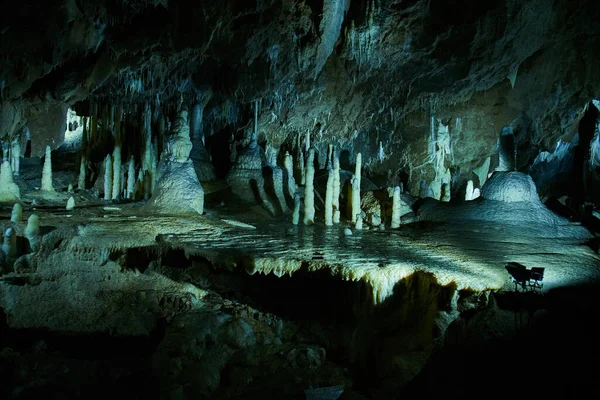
left=11, top=138, right=20, bottom=176
left=151, top=142, right=158, bottom=194
left=11, top=203, right=22, bottom=222
left=144, top=109, right=204, bottom=215
left=271, top=162, right=290, bottom=214
left=355, top=152, right=362, bottom=188
left=347, top=153, right=362, bottom=223
left=391, top=186, right=401, bottom=229
left=305, top=130, right=311, bottom=153
left=441, top=181, right=450, bottom=202
left=355, top=214, right=363, bottom=230
left=144, top=170, right=151, bottom=200
left=112, top=145, right=121, bottom=200
left=465, top=180, right=474, bottom=201
left=190, top=95, right=217, bottom=181
left=284, top=152, right=297, bottom=197
left=350, top=176, right=361, bottom=223
left=41, top=145, right=54, bottom=192
left=299, top=150, right=306, bottom=185
left=0, top=160, right=20, bottom=202
left=419, top=180, right=428, bottom=198
left=78, top=156, right=86, bottom=190
left=325, top=168, right=334, bottom=226
left=497, top=126, right=516, bottom=171
left=2, top=228, right=16, bottom=259
left=67, top=184, right=74, bottom=193
left=293, top=194, right=301, bottom=225
left=303, top=148, right=315, bottom=224
left=333, top=156, right=341, bottom=223
left=104, top=154, right=112, bottom=201
left=66, top=196, right=75, bottom=211
left=127, top=156, right=135, bottom=200
left=135, top=169, right=144, bottom=200
left=120, top=164, right=126, bottom=196
left=24, top=214, right=40, bottom=252
left=327, top=144, right=334, bottom=168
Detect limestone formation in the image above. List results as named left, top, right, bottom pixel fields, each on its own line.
left=11, top=203, right=22, bottom=222
left=284, top=151, right=297, bottom=198
left=325, top=168, right=334, bottom=226
left=332, top=156, right=341, bottom=224
left=0, top=160, right=20, bottom=203
left=391, top=186, right=402, bottom=229
left=78, top=156, right=87, bottom=189
left=2, top=227, right=17, bottom=259
left=303, top=148, right=316, bottom=224
left=66, top=196, right=75, bottom=210
left=144, top=110, right=205, bottom=215
left=103, top=154, right=112, bottom=201
left=112, top=145, right=121, bottom=200
left=497, top=126, right=516, bottom=172
left=41, top=145, right=55, bottom=192
left=127, top=156, right=136, bottom=200
left=293, top=193, right=301, bottom=225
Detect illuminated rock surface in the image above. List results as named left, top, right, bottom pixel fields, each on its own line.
left=2, top=0, right=600, bottom=397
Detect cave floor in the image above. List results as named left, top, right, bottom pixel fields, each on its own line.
left=8, top=191, right=600, bottom=299
left=2, top=191, right=600, bottom=399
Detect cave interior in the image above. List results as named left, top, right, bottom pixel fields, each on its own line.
left=1, top=0, right=600, bottom=399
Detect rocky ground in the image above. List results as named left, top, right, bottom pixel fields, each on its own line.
left=1, top=171, right=599, bottom=399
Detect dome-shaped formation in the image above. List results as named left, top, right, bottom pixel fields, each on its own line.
left=481, top=172, right=540, bottom=203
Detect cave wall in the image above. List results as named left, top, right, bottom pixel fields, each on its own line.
left=1, top=0, right=600, bottom=192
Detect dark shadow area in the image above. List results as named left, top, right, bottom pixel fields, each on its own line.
left=402, top=283, right=600, bottom=398
left=0, top=323, right=166, bottom=400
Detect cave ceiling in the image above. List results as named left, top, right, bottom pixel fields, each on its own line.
left=1, top=0, right=600, bottom=182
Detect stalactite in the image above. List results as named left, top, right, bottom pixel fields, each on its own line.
left=303, top=148, right=316, bottom=224
left=41, top=146, right=54, bottom=192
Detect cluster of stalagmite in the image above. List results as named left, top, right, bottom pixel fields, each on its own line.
left=1, top=212, right=42, bottom=274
